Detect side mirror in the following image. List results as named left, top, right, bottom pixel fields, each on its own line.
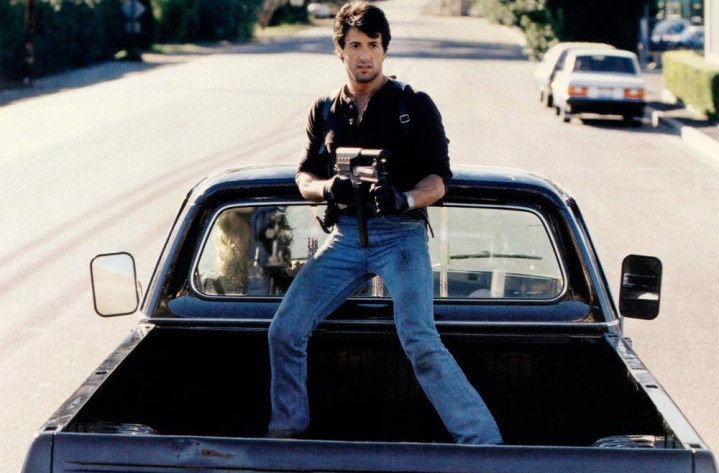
left=619, top=255, right=662, bottom=320
left=90, top=252, right=140, bottom=317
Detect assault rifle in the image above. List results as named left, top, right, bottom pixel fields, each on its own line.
left=334, top=147, right=389, bottom=247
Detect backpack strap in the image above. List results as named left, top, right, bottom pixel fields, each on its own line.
left=390, top=79, right=412, bottom=134
left=321, top=93, right=333, bottom=122
left=318, top=88, right=340, bottom=157
left=318, top=80, right=413, bottom=158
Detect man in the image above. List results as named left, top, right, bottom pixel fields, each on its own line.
left=267, top=1, right=502, bottom=445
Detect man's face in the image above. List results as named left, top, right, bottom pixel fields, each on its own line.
left=339, top=27, right=386, bottom=85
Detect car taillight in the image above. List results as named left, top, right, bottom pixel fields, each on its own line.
left=568, top=86, right=588, bottom=97
left=624, top=88, right=645, bottom=99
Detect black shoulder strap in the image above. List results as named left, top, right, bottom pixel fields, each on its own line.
left=319, top=80, right=413, bottom=157
left=318, top=88, right=341, bottom=156
left=390, top=79, right=412, bottom=134
left=321, top=93, right=333, bottom=122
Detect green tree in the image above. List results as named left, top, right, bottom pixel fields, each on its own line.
left=472, top=0, right=650, bottom=59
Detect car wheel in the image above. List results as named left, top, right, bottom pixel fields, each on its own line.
left=546, top=94, right=554, bottom=108
left=560, top=107, right=571, bottom=123
left=555, top=106, right=560, bottom=116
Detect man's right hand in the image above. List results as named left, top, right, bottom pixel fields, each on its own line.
left=323, top=175, right=354, bottom=204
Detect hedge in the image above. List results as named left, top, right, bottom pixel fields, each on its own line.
left=0, top=0, right=262, bottom=86
left=153, top=0, right=262, bottom=43
left=0, top=0, right=126, bottom=84
left=0, top=0, right=25, bottom=84
left=662, top=50, right=719, bottom=119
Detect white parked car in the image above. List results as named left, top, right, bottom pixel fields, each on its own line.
left=650, top=18, right=692, bottom=51
left=533, top=42, right=615, bottom=108
left=550, top=49, right=646, bottom=124
left=678, top=25, right=704, bottom=51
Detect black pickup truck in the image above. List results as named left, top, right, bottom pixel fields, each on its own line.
left=22, top=164, right=716, bottom=473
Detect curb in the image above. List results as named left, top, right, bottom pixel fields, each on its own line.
left=650, top=108, right=719, bottom=161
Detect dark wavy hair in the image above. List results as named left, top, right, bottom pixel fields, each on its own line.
left=333, top=1, right=391, bottom=55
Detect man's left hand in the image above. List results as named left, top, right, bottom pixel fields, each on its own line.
left=373, top=185, right=409, bottom=215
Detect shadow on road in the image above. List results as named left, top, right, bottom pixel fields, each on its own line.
left=0, top=32, right=525, bottom=107
left=0, top=58, right=167, bottom=107
left=233, top=35, right=527, bottom=62
left=577, top=117, right=659, bottom=134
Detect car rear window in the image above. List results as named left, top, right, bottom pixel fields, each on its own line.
left=573, top=55, right=637, bottom=74
left=192, top=204, right=566, bottom=301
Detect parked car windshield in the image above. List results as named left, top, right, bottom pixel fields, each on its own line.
left=193, top=204, right=565, bottom=301
left=573, top=55, right=637, bottom=74
left=652, top=18, right=690, bottom=36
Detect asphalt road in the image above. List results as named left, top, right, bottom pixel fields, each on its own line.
left=2, top=1, right=718, bottom=471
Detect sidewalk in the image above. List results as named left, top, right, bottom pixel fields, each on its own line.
left=643, top=68, right=719, bottom=160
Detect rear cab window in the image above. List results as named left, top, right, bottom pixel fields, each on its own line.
left=192, top=204, right=566, bottom=302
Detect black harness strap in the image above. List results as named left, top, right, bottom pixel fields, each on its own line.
left=319, top=79, right=413, bottom=154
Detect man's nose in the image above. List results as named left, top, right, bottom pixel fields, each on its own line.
left=358, top=46, right=371, bottom=60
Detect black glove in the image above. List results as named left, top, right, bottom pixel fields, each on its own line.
left=373, top=185, right=409, bottom=215
left=323, top=175, right=354, bottom=205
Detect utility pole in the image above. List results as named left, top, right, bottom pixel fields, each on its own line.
left=639, top=1, right=651, bottom=70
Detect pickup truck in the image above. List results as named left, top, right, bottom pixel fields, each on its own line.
left=22, top=164, right=717, bottom=473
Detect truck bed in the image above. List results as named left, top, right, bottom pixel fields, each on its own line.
left=23, top=166, right=717, bottom=473
left=61, top=323, right=670, bottom=447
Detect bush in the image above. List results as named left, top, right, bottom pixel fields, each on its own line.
left=663, top=50, right=719, bottom=118
left=0, top=0, right=262, bottom=84
left=0, top=0, right=126, bottom=84
left=515, top=0, right=555, bottom=60
left=154, top=0, right=263, bottom=43
left=471, top=0, right=556, bottom=60
left=470, top=0, right=650, bottom=60
left=35, top=0, right=126, bottom=72
left=470, top=0, right=556, bottom=60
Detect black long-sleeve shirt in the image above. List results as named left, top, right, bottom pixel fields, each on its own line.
left=297, top=79, right=453, bottom=193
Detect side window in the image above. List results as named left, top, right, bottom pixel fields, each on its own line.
left=195, top=206, right=325, bottom=296
left=193, top=204, right=565, bottom=301
left=553, top=50, right=569, bottom=74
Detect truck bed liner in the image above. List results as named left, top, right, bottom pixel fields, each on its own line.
left=63, top=324, right=669, bottom=447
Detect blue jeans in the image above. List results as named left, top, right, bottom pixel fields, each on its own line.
left=267, top=214, right=502, bottom=444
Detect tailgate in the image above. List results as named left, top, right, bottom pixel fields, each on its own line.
left=52, top=433, right=698, bottom=473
